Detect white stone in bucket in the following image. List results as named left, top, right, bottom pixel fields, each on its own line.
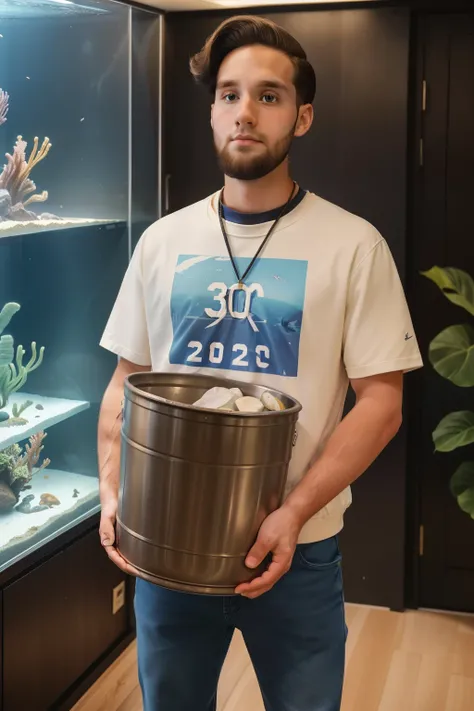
left=261, top=391, right=285, bottom=412
left=193, top=387, right=238, bottom=411
left=235, top=396, right=264, bottom=413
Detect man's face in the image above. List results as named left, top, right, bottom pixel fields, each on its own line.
left=211, top=45, right=312, bottom=181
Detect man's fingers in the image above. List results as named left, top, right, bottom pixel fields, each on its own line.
left=99, top=515, right=116, bottom=546
left=236, top=557, right=290, bottom=597
left=242, top=586, right=273, bottom=600
left=245, top=539, right=272, bottom=569
left=100, top=529, right=115, bottom=547
left=104, top=544, right=139, bottom=577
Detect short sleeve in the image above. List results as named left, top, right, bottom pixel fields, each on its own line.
left=99, top=235, right=152, bottom=366
left=343, top=237, right=423, bottom=379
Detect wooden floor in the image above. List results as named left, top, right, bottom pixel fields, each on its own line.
left=72, top=604, right=474, bottom=711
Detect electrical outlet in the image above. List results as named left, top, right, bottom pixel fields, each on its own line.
left=112, top=580, right=126, bottom=615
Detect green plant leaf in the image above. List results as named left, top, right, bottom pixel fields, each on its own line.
left=450, top=461, right=474, bottom=497
left=433, top=411, right=474, bottom=452
left=428, top=324, right=474, bottom=387
left=0, top=335, right=14, bottom=367
left=457, top=488, right=474, bottom=519
left=421, top=266, right=474, bottom=316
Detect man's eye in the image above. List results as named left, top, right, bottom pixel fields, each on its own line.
left=262, top=94, right=277, bottom=104
left=223, top=93, right=238, bottom=102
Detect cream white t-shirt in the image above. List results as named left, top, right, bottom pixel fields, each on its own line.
left=100, top=190, right=423, bottom=543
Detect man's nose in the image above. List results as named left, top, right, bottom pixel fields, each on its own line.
left=235, top=96, right=257, bottom=126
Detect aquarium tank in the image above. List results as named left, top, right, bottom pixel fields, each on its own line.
left=0, top=0, right=161, bottom=571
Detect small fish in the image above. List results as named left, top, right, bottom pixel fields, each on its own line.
left=80, top=117, right=85, bottom=122
left=26, top=76, right=30, bottom=80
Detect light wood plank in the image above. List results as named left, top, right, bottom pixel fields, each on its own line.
left=377, top=651, right=422, bottom=711
left=411, top=653, right=452, bottom=711
left=452, top=616, right=474, bottom=677
left=116, top=685, right=143, bottom=711
left=217, top=631, right=252, bottom=709
left=72, top=643, right=139, bottom=711
left=446, top=675, right=474, bottom=711
left=73, top=606, right=474, bottom=711
left=344, top=603, right=370, bottom=666
left=341, top=609, right=404, bottom=711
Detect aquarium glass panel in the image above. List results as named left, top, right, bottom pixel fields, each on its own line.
left=0, top=0, right=160, bottom=572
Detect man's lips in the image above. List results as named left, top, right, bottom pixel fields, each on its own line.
left=231, top=136, right=262, bottom=144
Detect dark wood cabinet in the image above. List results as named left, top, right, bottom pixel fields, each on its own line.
left=1, top=523, right=134, bottom=711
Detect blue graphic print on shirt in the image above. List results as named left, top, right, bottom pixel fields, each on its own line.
left=169, top=255, right=308, bottom=377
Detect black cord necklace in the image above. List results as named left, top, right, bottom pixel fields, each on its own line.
left=218, top=181, right=297, bottom=288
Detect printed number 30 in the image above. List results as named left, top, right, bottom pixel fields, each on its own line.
left=205, top=282, right=264, bottom=333
left=187, top=341, right=270, bottom=369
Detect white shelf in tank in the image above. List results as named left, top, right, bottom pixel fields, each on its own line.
left=0, top=393, right=90, bottom=449
left=0, top=217, right=124, bottom=239
left=0, top=469, right=99, bottom=555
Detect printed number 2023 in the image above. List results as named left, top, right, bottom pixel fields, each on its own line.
left=187, top=341, right=270, bottom=369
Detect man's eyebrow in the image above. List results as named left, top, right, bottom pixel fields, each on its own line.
left=216, top=79, right=289, bottom=92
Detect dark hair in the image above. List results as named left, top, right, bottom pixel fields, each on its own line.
left=190, top=15, right=316, bottom=106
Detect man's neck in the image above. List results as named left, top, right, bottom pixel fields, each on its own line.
left=222, top=166, right=295, bottom=214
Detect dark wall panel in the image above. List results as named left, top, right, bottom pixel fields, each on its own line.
left=413, top=13, right=474, bottom=612
left=164, top=7, right=411, bottom=608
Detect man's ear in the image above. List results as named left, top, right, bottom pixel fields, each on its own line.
left=294, top=104, right=314, bottom=138
left=210, top=103, right=214, bottom=130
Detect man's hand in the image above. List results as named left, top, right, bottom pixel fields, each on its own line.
left=235, top=504, right=303, bottom=599
left=99, top=496, right=140, bottom=577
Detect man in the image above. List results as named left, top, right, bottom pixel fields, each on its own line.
left=98, top=15, right=422, bottom=711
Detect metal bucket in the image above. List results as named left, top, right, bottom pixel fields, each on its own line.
left=116, top=372, right=302, bottom=595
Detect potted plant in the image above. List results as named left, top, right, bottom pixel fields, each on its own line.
left=422, top=266, right=474, bottom=519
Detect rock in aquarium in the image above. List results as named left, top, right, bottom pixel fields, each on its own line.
left=0, top=480, right=17, bottom=510
left=39, top=493, right=60, bottom=507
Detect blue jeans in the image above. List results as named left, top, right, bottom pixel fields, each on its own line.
left=134, top=535, right=347, bottom=711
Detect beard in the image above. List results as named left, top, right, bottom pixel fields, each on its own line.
left=215, top=127, right=295, bottom=181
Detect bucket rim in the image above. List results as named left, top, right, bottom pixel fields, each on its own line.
left=124, top=371, right=302, bottom=418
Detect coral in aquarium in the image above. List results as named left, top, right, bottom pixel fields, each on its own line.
left=0, top=302, right=45, bottom=415
left=3, top=400, right=34, bottom=428
left=0, top=89, right=9, bottom=126
left=0, top=431, right=50, bottom=512
left=0, top=135, right=52, bottom=222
